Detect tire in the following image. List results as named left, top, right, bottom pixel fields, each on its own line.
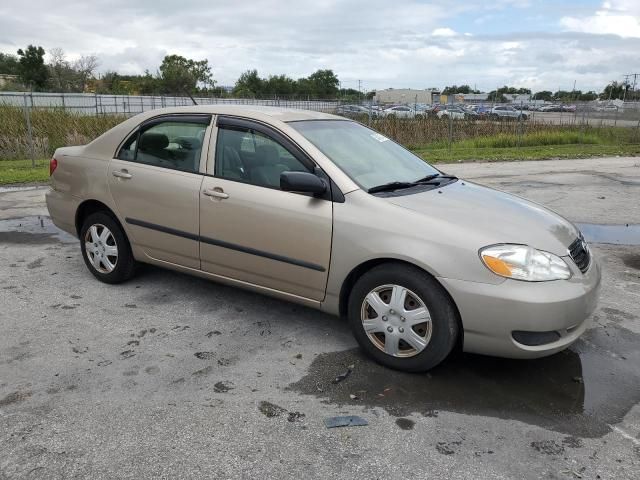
left=80, top=211, right=137, bottom=284
left=347, top=263, right=459, bottom=372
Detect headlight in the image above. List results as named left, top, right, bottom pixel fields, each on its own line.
left=479, top=244, right=571, bottom=281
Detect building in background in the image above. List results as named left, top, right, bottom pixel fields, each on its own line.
left=374, top=88, right=438, bottom=105
left=0, top=74, right=19, bottom=88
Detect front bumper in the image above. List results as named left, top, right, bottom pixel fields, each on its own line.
left=439, top=257, right=601, bottom=359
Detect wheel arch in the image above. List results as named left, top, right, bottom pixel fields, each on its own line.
left=75, top=199, right=123, bottom=237
left=338, top=258, right=464, bottom=351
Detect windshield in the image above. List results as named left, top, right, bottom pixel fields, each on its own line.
left=289, top=120, right=439, bottom=191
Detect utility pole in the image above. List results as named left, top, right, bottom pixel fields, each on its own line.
left=622, top=73, right=640, bottom=102
left=358, top=79, right=362, bottom=105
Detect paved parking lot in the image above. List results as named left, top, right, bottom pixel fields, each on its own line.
left=1, top=157, right=639, bottom=479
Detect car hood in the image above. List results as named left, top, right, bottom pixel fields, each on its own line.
left=383, top=180, right=579, bottom=256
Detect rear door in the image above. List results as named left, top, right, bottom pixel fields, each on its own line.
left=108, top=114, right=211, bottom=269
left=199, top=117, right=333, bottom=301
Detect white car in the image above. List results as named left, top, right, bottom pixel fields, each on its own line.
left=382, top=106, right=416, bottom=118
left=490, top=106, right=528, bottom=120
left=437, top=107, right=466, bottom=120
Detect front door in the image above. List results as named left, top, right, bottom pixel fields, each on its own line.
left=199, top=118, right=332, bottom=301
left=108, top=115, right=211, bottom=269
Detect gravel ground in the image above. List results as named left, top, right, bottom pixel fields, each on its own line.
left=1, top=156, right=639, bottom=479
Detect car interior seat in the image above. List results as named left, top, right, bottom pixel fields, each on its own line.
left=247, top=145, right=290, bottom=188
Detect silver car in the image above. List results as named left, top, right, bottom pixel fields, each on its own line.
left=46, top=106, right=600, bottom=371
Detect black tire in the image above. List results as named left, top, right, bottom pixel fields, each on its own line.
left=80, top=211, right=137, bottom=284
left=347, top=263, right=459, bottom=372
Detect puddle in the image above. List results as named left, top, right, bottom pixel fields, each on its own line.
left=0, top=215, right=76, bottom=244
left=576, top=223, right=640, bottom=245
left=288, top=325, right=640, bottom=438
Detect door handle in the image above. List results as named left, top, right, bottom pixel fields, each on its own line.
left=112, top=170, right=132, bottom=179
left=203, top=188, right=229, bottom=200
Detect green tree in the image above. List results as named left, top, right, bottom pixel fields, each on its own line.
left=441, top=84, right=479, bottom=95
left=533, top=90, right=553, bottom=101
left=487, top=90, right=507, bottom=102
left=158, top=54, right=213, bottom=95
left=307, top=69, right=339, bottom=97
left=600, top=81, right=626, bottom=100
left=295, top=77, right=313, bottom=97
left=17, top=45, right=48, bottom=90
left=233, top=69, right=263, bottom=97
left=135, top=71, right=160, bottom=95
left=263, top=74, right=296, bottom=96
left=0, top=52, right=20, bottom=75
left=578, top=91, right=598, bottom=101
left=488, top=86, right=531, bottom=102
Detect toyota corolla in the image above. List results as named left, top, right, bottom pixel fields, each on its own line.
left=45, top=106, right=601, bottom=371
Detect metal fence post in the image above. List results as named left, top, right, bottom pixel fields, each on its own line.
left=517, top=112, right=522, bottom=150
left=23, top=93, right=36, bottom=167
left=448, top=113, right=453, bottom=155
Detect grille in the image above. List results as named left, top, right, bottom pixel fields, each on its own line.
left=568, top=236, right=591, bottom=273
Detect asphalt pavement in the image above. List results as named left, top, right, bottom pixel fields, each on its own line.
left=1, top=157, right=639, bottom=479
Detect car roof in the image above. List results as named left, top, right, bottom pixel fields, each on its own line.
left=136, top=104, right=343, bottom=122
left=82, top=105, right=345, bottom=159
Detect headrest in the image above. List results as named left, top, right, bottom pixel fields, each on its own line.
left=139, top=132, right=169, bottom=151
left=174, top=136, right=201, bottom=150
left=246, top=144, right=279, bottom=168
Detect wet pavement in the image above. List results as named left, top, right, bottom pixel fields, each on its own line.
left=1, top=158, right=640, bottom=479
left=289, top=324, right=640, bottom=438
left=0, top=215, right=76, bottom=245
left=577, top=223, right=640, bottom=246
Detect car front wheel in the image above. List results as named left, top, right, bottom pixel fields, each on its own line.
left=348, top=263, right=459, bottom=372
left=80, top=211, right=137, bottom=284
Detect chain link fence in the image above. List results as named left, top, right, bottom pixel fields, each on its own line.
left=1, top=92, right=640, bottom=162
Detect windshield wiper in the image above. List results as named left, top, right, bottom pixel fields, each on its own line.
left=367, top=181, right=417, bottom=193
left=367, top=174, right=457, bottom=194
left=413, top=174, right=440, bottom=183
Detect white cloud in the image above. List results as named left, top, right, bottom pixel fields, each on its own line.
left=0, top=0, right=636, bottom=92
left=560, top=0, right=640, bottom=38
left=432, top=27, right=458, bottom=37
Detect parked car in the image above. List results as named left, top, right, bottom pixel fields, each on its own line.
left=437, top=106, right=466, bottom=120
left=596, top=104, right=619, bottom=113
left=471, top=105, right=491, bottom=116
left=460, top=106, right=480, bottom=118
left=489, top=106, right=528, bottom=120
left=336, top=105, right=369, bottom=117
left=381, top=105, right=416, bottom=119
left=46, top=106, right=600, bottom=372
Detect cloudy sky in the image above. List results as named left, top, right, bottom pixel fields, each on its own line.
left=1, top=0, right=638, bottom=92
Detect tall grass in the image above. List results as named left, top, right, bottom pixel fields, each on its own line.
left=1, top=105, right=639, bottom=161
left=0, top=106, right=126, bottom=160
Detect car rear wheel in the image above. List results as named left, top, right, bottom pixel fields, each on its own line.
left=347, top=263, right=459, bottom=372
left=80, top=212, right=136, bottom=284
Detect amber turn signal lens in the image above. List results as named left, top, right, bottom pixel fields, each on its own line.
left=482, top=255, right=512, bottom=276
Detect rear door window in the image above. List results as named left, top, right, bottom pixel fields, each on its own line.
left=116, top=116, right=211, bottom=173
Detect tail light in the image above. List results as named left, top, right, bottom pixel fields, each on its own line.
left=49, top=157, right=58, bottom=176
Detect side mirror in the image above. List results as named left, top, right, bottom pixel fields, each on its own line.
left=280, top=171, right=327, bottom=195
